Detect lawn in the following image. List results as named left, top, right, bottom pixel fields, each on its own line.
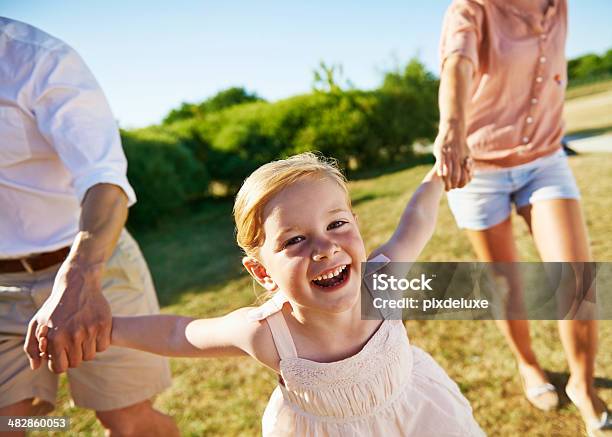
left=564, top=79, right=612, bottom=135
left=36, top=152, right=612, bottom=437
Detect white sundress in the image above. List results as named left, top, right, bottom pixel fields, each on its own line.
left=248, top=291, right=486, bottom=436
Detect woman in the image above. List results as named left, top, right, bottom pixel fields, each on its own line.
left=435, top=0, right=610, bottom=435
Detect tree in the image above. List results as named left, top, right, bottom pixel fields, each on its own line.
left=163, top=87, right=264, bottom=124
left=200, top=87, right=263, bottom=113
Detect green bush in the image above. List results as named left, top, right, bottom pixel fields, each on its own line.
left=162, top=87, right=264, bottom=124
left=568, top=49, right=612, bottom=85
left=121, top=128, right=209, bottom=228
left=122, top=58, right=441, bottom=228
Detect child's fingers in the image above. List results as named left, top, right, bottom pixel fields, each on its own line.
left=446, top=158, right=455, bottom=190
left=38, top=336, right=48, bottom=355
left=440, top=160, right=449, bottom=177
left=36, top=324, right=49, bottom=339
left=435, top=160, right=444, bottom=176
left=82, top=337, right=96, bottom=361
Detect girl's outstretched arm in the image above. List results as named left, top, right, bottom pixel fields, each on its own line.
left=111, top=308, right=278, bottom=366
left=369, top=168, right=444, bottom=262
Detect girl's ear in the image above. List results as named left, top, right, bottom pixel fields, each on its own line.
left=242, top=257, right=278, bottom=292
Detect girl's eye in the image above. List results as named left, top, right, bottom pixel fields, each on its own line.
left=283, top=236, right=305, bottom=248
left=327, top=220, right=348, bottom=230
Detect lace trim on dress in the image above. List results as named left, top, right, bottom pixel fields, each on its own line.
left=277, top=373, right=415, bottom=424
left=280, top=320, right=411, bottom=391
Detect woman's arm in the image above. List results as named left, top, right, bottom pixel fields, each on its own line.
left=369, top=168, right=444, bottom=263
left=434, top=54, right=474, bottom=191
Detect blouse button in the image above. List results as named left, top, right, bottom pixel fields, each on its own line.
left=526, top=117, right=534, bottom=124
left=531, top=98, right=538, bottom=105
left=536, top=76, right=543, bottom=83
left=539, top=56, right=547, bottom=63
left=522, top=137, right=530, bottom=144
left=540, top=34, right=547, bottom=40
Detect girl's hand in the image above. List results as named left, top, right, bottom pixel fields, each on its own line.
left=433, top=120, right=473, bottom=191
left=36, top=324, right=49, bottom=360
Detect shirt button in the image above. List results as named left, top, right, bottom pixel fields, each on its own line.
left=536, top=76, right=543, bottom=83
left=539, top=56, right=547, bottom=63
left=531, top=97, right=538, bottom=104
left=526, top=116, right=534, bottom=124
left=522, top=137, right=530, bottom=144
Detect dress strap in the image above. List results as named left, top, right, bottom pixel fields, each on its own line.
left=363, top=253, right=399, bottom=320
left=246, top=291, right=288, bottom=322
left=266, top=311, right=298, bottom=360
left=246, top=291, right=298, bottom=360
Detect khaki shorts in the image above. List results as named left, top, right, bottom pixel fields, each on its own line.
left=0, top=230, right=172, bottom=412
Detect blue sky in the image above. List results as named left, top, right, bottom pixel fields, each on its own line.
left=3, top=1, right=611, bottom=128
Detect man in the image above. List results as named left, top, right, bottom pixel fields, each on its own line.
left=0, top=17, right=178, bottom=436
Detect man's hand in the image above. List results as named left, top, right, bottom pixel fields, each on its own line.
left=24, top=260, right=112, bottom=373
left=433, top=121, right=473, bottom=191
left=23, top=183, right=127, bottom=373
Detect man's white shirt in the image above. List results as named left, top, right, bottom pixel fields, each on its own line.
left=0, top=17, right=136, bottom=258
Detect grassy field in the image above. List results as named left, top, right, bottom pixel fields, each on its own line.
left=564, top=79, right=612, bottom=135
left=35, top=153, right=612, bottom=437
left=30, top=79, right=612, bottom=436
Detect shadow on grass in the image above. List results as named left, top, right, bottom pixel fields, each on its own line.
left=546, top=370, right=612, bottom=408
left=565, top=125, right=612, bottom=141
left=349, top=153, right=435, bottom=181
left=132, top=199, right=246, bottom=307
left=351, top=191, right=400, bottom=207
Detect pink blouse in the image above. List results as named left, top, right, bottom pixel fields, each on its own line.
left=440, top=0, right=567, bottom=169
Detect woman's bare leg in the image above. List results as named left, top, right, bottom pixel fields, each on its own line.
left=519, top=199, right=606, bottom=424
left=466, top=217, right=554, bottom=402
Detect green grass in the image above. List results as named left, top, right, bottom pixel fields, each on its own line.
left=34, top=154, right=612, bottom=437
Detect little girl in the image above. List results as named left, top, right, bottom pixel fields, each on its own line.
left=68, top=153, right=485, bottom=435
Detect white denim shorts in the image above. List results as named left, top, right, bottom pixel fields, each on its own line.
left=447, top=148, right=581, bottom=230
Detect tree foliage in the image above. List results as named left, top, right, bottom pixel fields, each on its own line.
left=124, top=58, right=441, bottom=228
left=568, top=49, right=612, bottom=84
left=162, top=87, right=263, bottom=124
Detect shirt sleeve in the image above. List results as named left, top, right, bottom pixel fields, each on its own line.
left=439, top=0, right=484, bottom=73
left=28, top=45, right=137, bottom=206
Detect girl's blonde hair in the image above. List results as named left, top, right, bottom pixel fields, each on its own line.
left=233, top=152, right=350, bottom=257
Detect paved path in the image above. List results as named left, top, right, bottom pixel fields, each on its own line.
left=414, top=134, right=612, bottom=155
left=566, top=133, right=612, bottom=153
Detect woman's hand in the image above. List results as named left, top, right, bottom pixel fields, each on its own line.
left=433, top=120, right=473, bottom=191
left=435, top=54, right=475, bottom=191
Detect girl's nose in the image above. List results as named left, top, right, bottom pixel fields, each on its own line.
left=311, top=239, right=340, bottom=261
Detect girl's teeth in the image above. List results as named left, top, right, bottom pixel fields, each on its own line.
left=314, top=265, right=347, bottom=282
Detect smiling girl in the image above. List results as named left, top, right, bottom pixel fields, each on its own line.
left=104, top=153, right=483, bottom=436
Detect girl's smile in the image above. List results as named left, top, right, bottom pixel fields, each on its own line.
left=311, top=263, right=351, bottom=291
left=253, top=175, right=367, bottom=315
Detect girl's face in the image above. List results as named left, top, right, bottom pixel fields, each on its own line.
left=253, top=176, right=367, bottom=315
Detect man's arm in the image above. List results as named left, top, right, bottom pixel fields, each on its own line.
left=24, top=183, right=128, bottom=373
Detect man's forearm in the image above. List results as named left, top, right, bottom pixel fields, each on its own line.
left=67, top=183, right=129, bottom=274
